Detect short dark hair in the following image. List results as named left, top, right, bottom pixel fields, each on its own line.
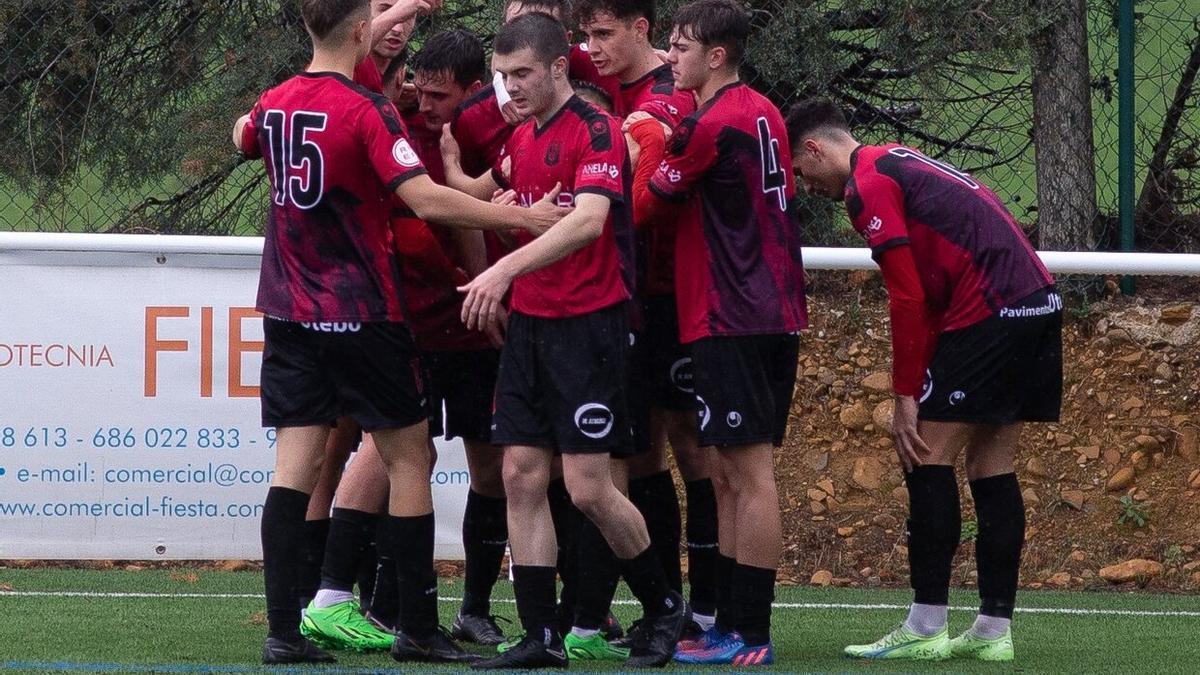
left=411, top=30, right=486, bottom=87
left=382, top=47, right=410, bottom=84
left=784, top=98, right=851, bottom=147
left=671, top=0, right=751, bottom=67
left=572, top=79, right=613, bottom=112
left=494, top=13, right=570, bottom=66
left=504, top=0, right=573, bottom=22
left=301, top=0, right=368, bottom=42
left=575, top=0, right=655, bottom=31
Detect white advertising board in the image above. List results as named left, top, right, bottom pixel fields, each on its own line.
left=0, top=242, right=469, bottom=559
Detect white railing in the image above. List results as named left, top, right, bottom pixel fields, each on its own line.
left=3, top=232, right=1200, bottom=275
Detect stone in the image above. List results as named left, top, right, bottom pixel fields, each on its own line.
left=810, top=570, right=833, bottom=586
left=1048, top=572, right=1071, bottom=587
left=1132, top=488, right=1149, bottom=502
left=1106, top=467, right=1136, bottom=492
left=1188, top=469, right=1200, bottom=489
left=837, top=527, right=855, bottom=537
left=861, top=371, right=892, bottom=392
left=872, top=400, right=895, bottom=435
left=1155, top=362, right=1175, bottom=381
left=1069, top=549, right=1088, bottom=562
left=851, top=456, right=884, bottom=491
left=1180, top=427, right=1199, bottom=460
left=810, top=500, right=827, bottom=515
left=1021, top=487, right=1041, bottom=506
left=1107, top=328, right=1132, bottom=344
left=1121, top=396, right=1144, bottom=412
left=1160, top=303, right=1193, bottom=325
left=817, top=478, right=836, bottom=497
left=1026, top=457, right=1050, bottom=478
left=807, top=488, right=828, bottom=502
left=1099, top=559, right=1164, bottom=584
left=1134, top=435, right=1162, bottom=454
left=891, top=486, right=909, bottom=503
left=840, top=402, right=872, bottom=431
left=1060, top=489, right=1086, bottom=510
left=1103, top=449, right=1122, bottom=466
left=810, top=452, right=830, bottom=472
left=1131, top=451, right=1150, bottom=472
left=1080, top=445, right=1101, bottom=460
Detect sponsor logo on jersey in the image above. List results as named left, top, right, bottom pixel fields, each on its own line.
left=583, top=162, right=620, bottom=179
left=669, top=357, right=694, bottom=393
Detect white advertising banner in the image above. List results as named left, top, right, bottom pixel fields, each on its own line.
left=0, top=239, right=469, bottom=559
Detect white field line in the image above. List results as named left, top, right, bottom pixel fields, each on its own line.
left=2, top=590, right=1198, bottom=617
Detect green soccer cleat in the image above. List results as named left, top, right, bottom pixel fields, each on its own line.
left=949, top=628, right=1014, bottom=661
left=563, top=632, right=631, bottom=661
left=300, top=599, right=395, bottom=652
left=844, top=624, right=951, bottom=660
left=496, top=633, right=523, bottom=653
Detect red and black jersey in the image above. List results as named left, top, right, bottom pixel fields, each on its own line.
left=619, top=64, right=695, bottom=297
left=243, top=72, right=427, bottom=323
left=393, top=111, right=491, bottom=351
left=353, top=57, right=384, bottom=94
left=451, top=86, right=512, bottom=179
left=492, top=96, right=634, bottom=318
left=847, top=143, right=1055, bottom=333
left=570, top=43, right=622, bottom=108
left=649, top=82, right=808, bottom=343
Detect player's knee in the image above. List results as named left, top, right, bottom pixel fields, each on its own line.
left=673, top=444, right=710, bottom=481
left=566, top=482, right=607, bottom=519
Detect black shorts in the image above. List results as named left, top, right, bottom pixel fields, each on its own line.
left=690, top=333, right=800, bottom=448
left=424, top=349, right=500, bottom=443
left=642, top=295, right=698, bottom=411
left=261, top=318, right=427, bottom=433
left=919, top=287, right=1063, bottom=425
left=492, top=305, right=633, bottom=454
left=627, top=329, right=652, bottom=456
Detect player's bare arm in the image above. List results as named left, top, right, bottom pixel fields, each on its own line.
left=457, top=192, right=610, bottom=331
left=438, top=123, right=502, bottom=200
left=370, top=0, right=439, bottom=48
left=395, top=172, right=567, bottom=234
left=232, top=114, right=251, bottom=151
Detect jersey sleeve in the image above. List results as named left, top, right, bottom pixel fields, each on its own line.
left=648, top=116, right=716, bottom=202
left=574, top=116, right=626, bottom=202
left=628, top=117, right=668, bottom=229
left=240, top=102, right=263, bottom=160
left=845, top=167, right=909, bottom=258
left=361, top=99, right=428, bottom=191
left=876, top=245, right=937, bottom=397
left=490, top=140, right=512, bottom=190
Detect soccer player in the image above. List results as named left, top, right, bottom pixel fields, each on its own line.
left=575, top=0, right=723, bottom=651
left=439, top=13, right=687, bottom=669
left=785, top=99, right=1060, bottom=663
left=232, top=0, right=568, bottom=663
left=637, top=0, right=808, bottom=665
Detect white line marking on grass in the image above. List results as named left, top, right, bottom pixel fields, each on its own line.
left=3, top=591, right=1198, bottom=618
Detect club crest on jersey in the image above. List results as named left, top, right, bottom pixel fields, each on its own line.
left=392, top=138, right=420, bottom=168
left=545, top=141, right=561, bottom=166
left=574, top=403, right=614, bottom=439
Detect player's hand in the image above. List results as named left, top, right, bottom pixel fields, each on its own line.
left=384, top=0, right=439, bottom=22
left=491, top=188, right=518, bottom=206
left=525, top=182, right=571, bottom=236
left=439, top=123, right=462, bottom=168
left=499, top=155, right=512, bottom=182
left=891, top=395, right=931, bottom=473
left=500, top=100, right=528, bottom=126
left=396, top=82, right=419, bottom=112
left=482, top=310, right=508, bottom=348
left=458, top=263, right=514, bottom=332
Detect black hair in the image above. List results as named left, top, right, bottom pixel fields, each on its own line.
left=670, top=0, right=751, bottom=67
left=571, top=78, right=613, bottom=112
left=574, top=0, right=655, bottom=31
left=411, top=30, right=486, bottom=87
left=784, top=98, right=851, bottom=148
left=494, top=12, right=570, bottom=66
left=301, top=0, right=368, bottom=42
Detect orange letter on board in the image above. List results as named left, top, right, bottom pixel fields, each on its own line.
left=145, top=307, right=190, bottom=397
left=228, top=307, right=264, bottom=398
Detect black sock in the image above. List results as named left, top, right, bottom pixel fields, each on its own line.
left=548, top=478, right=580, bottom=612
left=318, top=508, right=377, bottom=593
left=387, top=513, right=438, bottom=639
left=630, top=471, right=683, bottom=594
left=684, top=479, right=719, bottom=616
left=356, top=527, right=378, bottom=609
left=573, top=518, right=620, bottom=630
left=513, top=565, right=561, bottom=646
left=462, top=490, right=508, bottom=617
left=970, top=473, right=1024, bottom=619
left=618, top=545, right=673, bottom=620
left=296, top=518, right=329, bottom=608
left=714, top=553, right=736, bottom=634
left=732, top=563, right=776, bottom=646
left=262, top=486, right=310, bottom=641
left=368, top=520, right=399, bottom=629
left=904, top=465, right=961, bottom=606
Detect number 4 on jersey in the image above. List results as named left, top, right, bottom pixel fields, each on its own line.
left=757, top=117, right=787, bottom=211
